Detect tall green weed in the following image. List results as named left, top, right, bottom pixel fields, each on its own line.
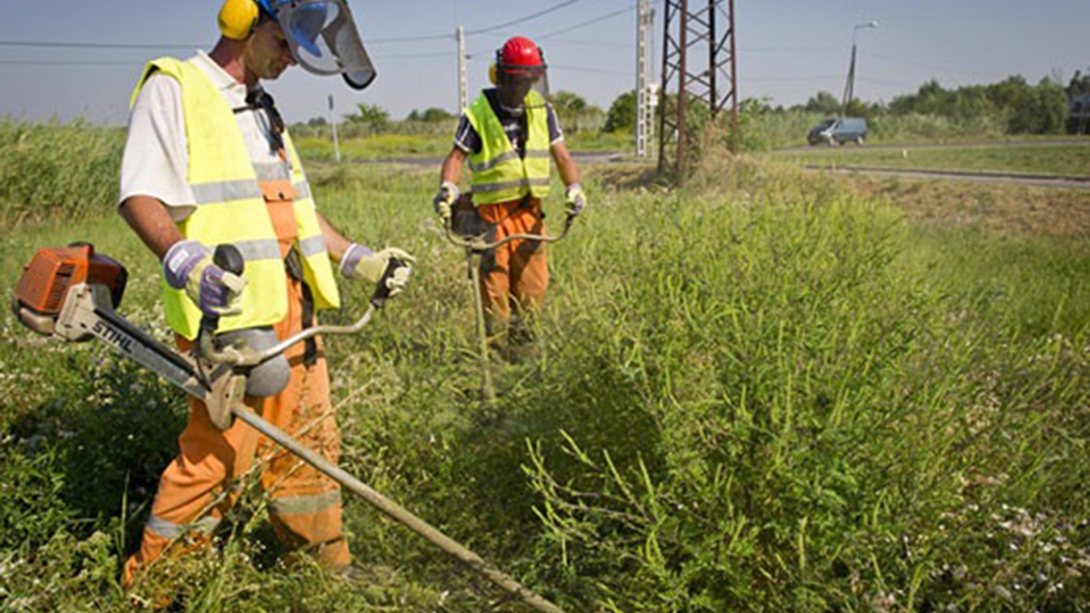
left=0, top=119, right=124, bottom=229
left=0, top=154, right=1084, bottom=612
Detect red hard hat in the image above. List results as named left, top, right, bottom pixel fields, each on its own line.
left=498, top=36, right=545, bottom=76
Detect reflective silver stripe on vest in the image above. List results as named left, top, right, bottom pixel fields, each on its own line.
left=469, top=149, right=549, bottom=173
left=268, top=490, right=342, bottom=515
left=146, top=514, right=221, bottom=539
left=254, top=162, right=293, bottom=182
left=471, top=177, right=551, bottom=193
left=293, top=181, right=312, bottom=201
left=232, top=239, right=283, bottom=262
left=191, top=180, right=263, bottom=205
left=298, top=235, right=328, bottom=258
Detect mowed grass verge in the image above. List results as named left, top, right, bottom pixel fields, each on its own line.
left=771, top=140, right=1090, bottom=178
left=0, top=128, right=1087, bottom=612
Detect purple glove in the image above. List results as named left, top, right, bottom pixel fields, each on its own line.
left=163, top=240, right=246, bottom=317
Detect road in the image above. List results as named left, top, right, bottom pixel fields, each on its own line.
left=334, top=150, right=624, bottom=168
left=802, top=165, right=1090, bottom=190
left=777, top=137, right=1090, bottom=153
left=323, top=145, right=1090, bottom=190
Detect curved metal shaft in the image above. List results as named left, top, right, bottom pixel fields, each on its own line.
left=467, top=253, right=497, bottom=404
left=202, top=306, right=378, bottom=367
left=444, top=212, right=574, bottom=405
left=444, top=213, right=575, bottom=253
left=231, top=405, right=567, bottom=613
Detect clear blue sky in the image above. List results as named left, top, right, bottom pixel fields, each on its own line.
left=1, top=0, right=1087, bottom=126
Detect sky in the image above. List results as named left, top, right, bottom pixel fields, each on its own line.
left=1, top=0, right=1087, bottom=127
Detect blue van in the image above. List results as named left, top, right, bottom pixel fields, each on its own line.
left=807, top=117, right=867, bottom=146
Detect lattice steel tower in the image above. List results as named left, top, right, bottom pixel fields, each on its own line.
left=657, top=0, right=739, bottom=179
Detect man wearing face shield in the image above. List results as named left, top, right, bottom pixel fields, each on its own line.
left=434, top=36, right=586, bottom=353
left=117, top=0, right=411, bottom=587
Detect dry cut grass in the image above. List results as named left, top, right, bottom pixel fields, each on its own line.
left=843, top=175, right=1090, bottom=239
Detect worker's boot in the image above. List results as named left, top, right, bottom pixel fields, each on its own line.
left=502, top=314, right=539, bottom=364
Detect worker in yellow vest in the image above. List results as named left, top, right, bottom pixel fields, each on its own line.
left=117, top=0, right=410, bottom=587
left=434, top=36, right=586, bottom=352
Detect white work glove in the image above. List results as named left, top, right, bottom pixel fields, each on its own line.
left=433, top=181, right=459, bottom=220
left=162, top=240, right=246, bottom=317
left=565, top=183, right=587, bottom=217
left=340, top=244, right=416, bottom=297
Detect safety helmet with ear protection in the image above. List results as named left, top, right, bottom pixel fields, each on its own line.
left=493, top=36, right=546, bottom=81
left=216, top=0, right=378, bottom=90
left=492, top=36, right=548, bottom=110
left=218, top=0, right=275, bottom=41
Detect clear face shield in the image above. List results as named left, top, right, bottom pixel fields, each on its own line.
left=271, top=0, right=376, bottom=90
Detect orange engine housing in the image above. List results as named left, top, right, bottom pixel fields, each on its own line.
left=14, top=243, right=128, bottom=315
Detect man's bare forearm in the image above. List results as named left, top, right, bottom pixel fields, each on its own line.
left=118, top=196, right=183, bottom=260
left=441, top=147, right=467, bottom=185
left=551, top=141, right=580, bottom=187
left=317, top=213, right=352, bottom=263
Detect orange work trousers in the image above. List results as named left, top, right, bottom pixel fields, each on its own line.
left=476, top=197, right=549, bottom=336
left=123, top=272, right=349, bottom=585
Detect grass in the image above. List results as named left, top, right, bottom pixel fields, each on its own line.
left=1, top=126, right=1087, bottom=612
left=770, top=140, right=1090, bottom=177
left=0, top=120, right=124, bottom=230
left=294, top=129, right=632, bottom=163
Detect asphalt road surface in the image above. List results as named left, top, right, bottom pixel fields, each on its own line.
left=803, top=165, right=1090, bottom=190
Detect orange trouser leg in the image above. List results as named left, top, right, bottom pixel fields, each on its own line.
left=479, top=206, right=549, bottom=333
left=124, top=276, right=347, bottom=585
left=261, top=344, right=348, bottom=568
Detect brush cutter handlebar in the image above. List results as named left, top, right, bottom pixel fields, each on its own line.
left=444, top=212, right=576, bottom=252
left=200, top=248, right=411, bottom=368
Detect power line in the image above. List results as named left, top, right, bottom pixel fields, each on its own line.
left=467, top=0, right=587, bottom=35
left=861, top=51, right=1009, bottom=80
left=367, top=33, right=452, bottom=44
left=744, top=75, right=843, bottom=82
left=374, top=51, right=451, bottom=60
left=542, top=37, right=632, bottom=50
left=549, top=63, right=632, bottom=77
left=0, top=39, right=198, bottom=50
left=0, top=59, right=141, bottom=66
left=741, top=46, right=841, bottom=54
left=856, top=76, right=919, bottom=89
left=535, top=6, right=636, bottom=40
left=0, top=1, right=605, bottom=51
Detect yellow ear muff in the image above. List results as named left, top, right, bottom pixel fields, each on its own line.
left=489, top=63, right=498, bottom=85
left=219, top=0, right=260, bottom=40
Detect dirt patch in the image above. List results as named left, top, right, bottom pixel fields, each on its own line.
left=845, top=175, right=1090, bottom=239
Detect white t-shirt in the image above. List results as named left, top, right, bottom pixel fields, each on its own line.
left=118, top=51, right=290, bottom=222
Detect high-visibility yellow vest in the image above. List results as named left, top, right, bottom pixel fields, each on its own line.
left=131, top=57, right=340, bottom=340
left=465, top=90, right=551, bottom=205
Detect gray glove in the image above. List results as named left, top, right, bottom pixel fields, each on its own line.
left=433, top=181, right=459, bottom=220
left=565, top=183, right=587, bottom=217
left=340, top=244, right=416, bottom=297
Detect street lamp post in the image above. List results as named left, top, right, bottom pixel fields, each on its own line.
left=842, top=21, right=878, bottom=115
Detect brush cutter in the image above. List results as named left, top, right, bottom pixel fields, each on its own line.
left=443, top=210, right=576, bottom=404
left=12, top=242, right=568, bottom=613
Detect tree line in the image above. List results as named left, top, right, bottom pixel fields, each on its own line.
left=293, top=71, right=1088, bottom=143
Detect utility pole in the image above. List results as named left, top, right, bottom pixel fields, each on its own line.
left=457, top=26, right=469, bottom=112
left=841, top=48, right=856, bottom=115
left=658, top=0, right=739, bottom=181
left=635, top=0, right=655, bottom=158
left=842, top=21, right=877, bottom=115
left=328, top=94, right=341, bottom=164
